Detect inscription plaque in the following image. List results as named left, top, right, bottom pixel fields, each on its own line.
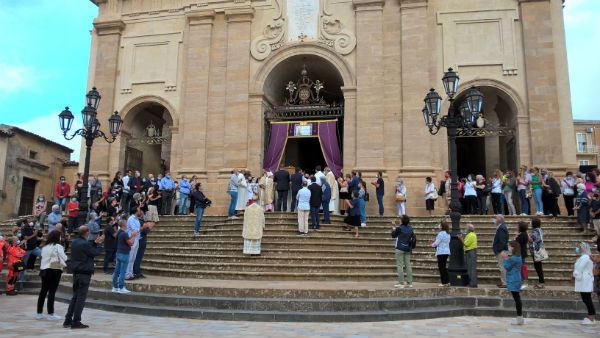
left=287, top=0, right=319, bottom=42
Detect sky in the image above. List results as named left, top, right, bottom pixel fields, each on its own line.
left=0, top=0, right=598, bottom=163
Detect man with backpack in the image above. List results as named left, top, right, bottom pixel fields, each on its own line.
left=391, top=215, right=416, bottom=288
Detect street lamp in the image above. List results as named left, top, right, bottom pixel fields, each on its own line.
left=59, top=87, right=123, bottom=228
left=421, top=68, right=484, bottom=286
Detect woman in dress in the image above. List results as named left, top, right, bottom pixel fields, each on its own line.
left=573, top=241, right=596, bottom=325
left=395, top=178, right=407, bottom=216
left=424, top=177, right=436, bottom=216
left=430, top=220, right=450, bottom=286
left=36, top=230, right=67, bottom=320
left=343, top=191, right=362, bottom=238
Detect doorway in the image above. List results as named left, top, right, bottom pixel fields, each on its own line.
left=280, top=138, right=327, bottom=175
left=18, top=177, right=37, bottom=216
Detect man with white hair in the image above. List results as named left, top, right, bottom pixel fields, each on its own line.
left=492, top=214, right=509, bottom=288
left=47, top=205, right=62, bottom=233
left=458, top=223, right=478, bottom=288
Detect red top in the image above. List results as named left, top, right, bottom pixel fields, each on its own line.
left=67, top=201, right=79, bottom=217
left=7, top=244, right=25, bottom=264
left=55, top=182, right=71, bottom=198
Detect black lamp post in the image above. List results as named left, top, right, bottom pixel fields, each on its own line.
left=421, top=68, right=484, bottom=286
left=59, top=87, right=123, bottom=228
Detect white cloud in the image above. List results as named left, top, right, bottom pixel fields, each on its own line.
left=15, top=112, right=82, bottom=162
left=0, top=62, right=39, bottom=95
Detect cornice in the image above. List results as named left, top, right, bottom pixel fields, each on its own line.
left=187, top=9, right=216, bottom=26
left=225, top=7, right=254, bottom=22
left=399, top=0, right=428, bottom=9
left=93, top=19, right=125, bottom=35
left=353, top=0, right=385, bottom=11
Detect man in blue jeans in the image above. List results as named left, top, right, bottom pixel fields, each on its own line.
left=192, top=182, right=210, bottom=234
left=178, top=175, right=192, bottom=215
left=112, top=220, right=137, bottom=294
left=228, top=169, right=240, bottom=219
left=371, top=171, right=385, bottom=216
left=20, top=220, right=43, bottom=281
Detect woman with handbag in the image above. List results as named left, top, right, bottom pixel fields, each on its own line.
left=528, top=217, right=546, bottom=289
left=424, top=177, right=437, bottom=216
left=6, top=236, right=26, bottom=296
left=395, top=178, right=407, bottom=216
left=36, top=230, right=67, bottom=320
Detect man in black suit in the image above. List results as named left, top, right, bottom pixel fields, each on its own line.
left=308, top=176, right=323, bottom=230
left=274, top=168, right=291, bottom=211
left=290, top=168, right=304, bottom=212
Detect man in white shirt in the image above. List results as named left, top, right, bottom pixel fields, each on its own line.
left=314, top=165, right=326, bottom=186
left=125, top=209, right=143, bottom=279
left=296, top=182, right=311, bottom=236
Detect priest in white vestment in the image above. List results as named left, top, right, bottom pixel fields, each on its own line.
left=242, top=196, right=266, bottom=255
left=259, top=171, right=275, bottom=212
left=235, top=172, right=248, bottom=212
left=325, top=167, right=339, bottom=214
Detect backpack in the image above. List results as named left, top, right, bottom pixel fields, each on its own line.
left=410, top=230, right=417, bottom=250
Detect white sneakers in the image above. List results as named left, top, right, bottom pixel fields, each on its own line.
left=360, top=223, right=366, bottom=227
left=35, top=313, right=44, bottom=320
left=118, top=287, right=132, bottom=294
left=394, top=282, right=412, bottom=288
left=511, top=316, right=524, bottom=325
left=520, top=284, right=528, bottom=290
left=47, top=314, right=62, bottom=321
left=111, top=287, right=119, bottom=293
left=581, top=317, right=596, bottom=325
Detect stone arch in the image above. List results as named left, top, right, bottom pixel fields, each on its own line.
left=456, top=79, right=526, bottom=120
left=119, top=95, right=177, bottom=130
left=251, top=42, right=356, bottom=95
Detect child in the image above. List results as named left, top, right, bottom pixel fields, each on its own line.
left=502, top=240, right=524, bottom=325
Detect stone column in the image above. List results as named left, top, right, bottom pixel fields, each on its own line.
left=342, top=86, right=357, bottom=171
left=247, top=93, right=265, bottom=175
left=89, top=19, right=125, bottom=181
left=353, top=0, right=385, bottom=170
left=180, top=10, right=215, bottom=174
left=519, top=0, right=568, bottom=168
left=224, top=7, right=254, bottom=169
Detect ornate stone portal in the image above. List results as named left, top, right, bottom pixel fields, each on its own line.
left=84, top=0, right=576, bottom=216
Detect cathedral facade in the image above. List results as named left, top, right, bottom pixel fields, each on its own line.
left=84, top=0, right=575, bottom=215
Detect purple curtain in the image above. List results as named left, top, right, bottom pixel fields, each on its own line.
left=263, top=123, right=288, bottom=173
left=318, top=121, right=343, bottom=177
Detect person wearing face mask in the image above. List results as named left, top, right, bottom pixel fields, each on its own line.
left=541, top=171, right=561, bottom=220
left=121, top=170, right=133, bottom=213
left=87, top=211, right=102, bottom=243
left=63, top=225, right=104, bottom=329
left=562, top=171, right=576, bottom=216
left=54, top=176, right=71, bottom=215
left=89, top=174, right=102, bottom=207
left=590, top=193, right=600, bottom=235
left=125, top=208, right=145, bottom=280
left=502, top=171, right=517, bottom=216
left=458, top=223, right=477, bottom=288
left=370, top=171, right=385, bottom=216
left=5, top=236, right=26, bottom=295
left=531, top=167, right=544, bottom=216
left=573, top=242, right=596, bottom=325
left=67, top=197, right=79, bottom=234
left=103, top=217, right=118, bottom=274
left=395, top=178, right=407, bottom=216
left=160, top=172, right=175, bottom=216
left=492, top=214, right=509, bottom=288
left=47, top=205, right=62, bottom=234
left=429, top=220, right=451, bottom=286
left=192, top=182, right=210, bottom=235
left=34, top=194, right=48, bottom=227
left=585, top=172, right=599, bottom=194
left=501, top=240, right=525, bottom=325
left=463, top=174, right=477, bottom=215
left=145, top=187, right=161, bottom=223
left=424, top=177, right=437, bottom=216
left=19, top=219, right=43, bottom=281
left=178, top=175, right=192, bottom=215
left=440, top=171, right=450, bottom=214
left=491, top=170, right=503, bottom=215
left=474, top=175, right=489, bottom=215
left=574, top=183, right=591, bottom=234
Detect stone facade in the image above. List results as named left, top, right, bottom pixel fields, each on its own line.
left=0, top=125, right=78, bottom=220
left=84, top=0, right=576, bottom=215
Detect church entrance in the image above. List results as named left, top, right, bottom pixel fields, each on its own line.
left=262, top=56, right=344, bottom=176
left=453, top=86, right=518, bottom=178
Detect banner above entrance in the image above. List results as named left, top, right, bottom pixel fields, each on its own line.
left=264, top=120, right=342, bottom=177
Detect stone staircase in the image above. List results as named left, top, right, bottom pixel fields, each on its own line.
left=1, top=213, right=592, bottom=285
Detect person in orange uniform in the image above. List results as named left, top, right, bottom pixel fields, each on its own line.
left=0, top=233, right=7, bottom=273
left=6, top=236, right=26, bottom=295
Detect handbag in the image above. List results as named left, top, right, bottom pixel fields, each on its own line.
left=534, top=247, right=549, bottom=262
left=12, top=261, right=25, bottom=273
left=395, top=193, right=405, bottom=202
left=49, top=245, right=67, bottom=269
left=429, top=191, right=439, bottom=200
left=364, top=193, right=370, bottom=202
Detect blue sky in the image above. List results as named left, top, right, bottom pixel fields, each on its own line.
left=0, top=0, right=598, bottom=162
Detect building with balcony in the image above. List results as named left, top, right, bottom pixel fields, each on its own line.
left=573, top=120, right=600, bottom=168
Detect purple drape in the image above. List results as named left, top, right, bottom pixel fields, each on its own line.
left=263, top=123, right=288, bottom=173
left=318, top=121, right=343, bottom=177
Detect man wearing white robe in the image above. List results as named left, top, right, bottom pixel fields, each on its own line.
left=242, top=196, right=265, bottom=255
left=325, top=167, right=339, bottom=214
left=235, top=171, right=248, bottom=212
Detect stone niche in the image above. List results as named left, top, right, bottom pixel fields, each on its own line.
left=120, top=32, right=183, bottom=93
left=437, top=8, right=519, bottom=76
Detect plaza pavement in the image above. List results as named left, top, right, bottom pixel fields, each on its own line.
left=0, top=295, right=597, bottom=338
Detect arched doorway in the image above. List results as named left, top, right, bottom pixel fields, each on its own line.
left=262, top=54, right=345, bottom=175
left=453, top=86, right=519, bottom=177
left=121, top=101, right=173, bottom=175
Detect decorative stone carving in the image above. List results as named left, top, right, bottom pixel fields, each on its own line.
left=250, top=0, right=286, bottom=60
left=319, top=0, right=356, bottom=55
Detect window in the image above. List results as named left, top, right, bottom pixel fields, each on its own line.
left=577, top=133, right=588, bottom=152
left=579, top=160, right=589, bottom=166
left=29, top=150, right=38, bottom=160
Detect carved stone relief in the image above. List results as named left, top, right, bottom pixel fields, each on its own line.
left=437, top=9, right=519, bottom=76
left=250, top=0, right=286, bottom=60
left=318, top=0, right=356, bottom=55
